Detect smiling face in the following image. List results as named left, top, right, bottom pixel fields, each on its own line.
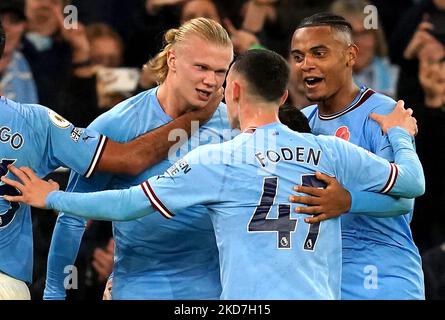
left=168, top=34, right=233, bottom=109
left=290, top=25, right=357, bottom=103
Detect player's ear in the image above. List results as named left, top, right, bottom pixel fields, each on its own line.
left=167, top=49, right=177, bottom=72
left=279, top=90, right=289, bottom=107
left=232, top=81, right=241, bottom=102
left=346, top=44, right=358, bottom=67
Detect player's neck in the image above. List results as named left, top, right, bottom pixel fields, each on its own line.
left=317, top=82, right=360, bottom=115
left=157, top=83, right=190, bottom=119
left=239, top=102, right=280, bottom=131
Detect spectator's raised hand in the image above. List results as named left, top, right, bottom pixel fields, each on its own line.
left=224, top=19, right=261, bottom=54
left=52, top=5, right=90, bottom=64
left=242, top=0, right=277, bottom=34
left=404, top=20, right=436, bottom=60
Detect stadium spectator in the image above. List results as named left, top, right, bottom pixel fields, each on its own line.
left=21, top=0, right=72, bottom=111
left=180, top=0, right=221, bottom=24
left=58, top=22, right=127, bottom=128
left=331, top=0, right=399, bottom=98
left=0, top=0, right=38, bottom=103
left=390, top=0, right=445, bottom=251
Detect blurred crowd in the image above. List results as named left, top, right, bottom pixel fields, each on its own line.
left=0, top=0, right=444, bottom=299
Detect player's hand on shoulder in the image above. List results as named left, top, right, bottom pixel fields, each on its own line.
left=370, top=100, right=418, bottom=136
left=1, top=165, right=59, bottom=209
left=289, top=171, right=351, bottom=224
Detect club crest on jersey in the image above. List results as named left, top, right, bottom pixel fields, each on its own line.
left=48, top=110, right=71, bottom=129
left=335, top=126, right=351, bottom=141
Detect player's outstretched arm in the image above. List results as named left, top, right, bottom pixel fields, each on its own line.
left=289, top=101, right=424, bottom=224
left=2, top=165, right=154, bottom=221
left=96, top=89, right=223, bottom=176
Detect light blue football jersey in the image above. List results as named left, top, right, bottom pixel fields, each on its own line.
left=45, top=122, right=423, bottom=299
left=302, top=86, right=424, bottom=299
left=45, top=87, right=236, bottom=299
left=136, top=122, right=401, bottom=299
left=0, top=96, right=107, bottom=283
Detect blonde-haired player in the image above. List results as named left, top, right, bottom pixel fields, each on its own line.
left=44, top=18, right=234, bottom=300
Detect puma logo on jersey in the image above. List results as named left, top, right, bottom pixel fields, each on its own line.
left=0, top=127, right=24, bottom=150
left=82, top=135, right=95, bottom=142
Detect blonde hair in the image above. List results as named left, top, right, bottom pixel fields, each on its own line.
left=147, top=17, right=232, bottom=84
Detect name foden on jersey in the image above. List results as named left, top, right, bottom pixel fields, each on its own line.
left=255, top=146, right=321, bottom=167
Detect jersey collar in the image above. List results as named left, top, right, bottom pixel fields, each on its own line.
left=317, top=86, right=375, bottom=121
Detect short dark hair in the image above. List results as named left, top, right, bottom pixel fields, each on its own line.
left=231, top=49, right=290, bottom=102
left=0, top=22, right=5, bottom=58
left=297, top=12, right=352, bottom=35
left=279, top=105, right=311, bottom=133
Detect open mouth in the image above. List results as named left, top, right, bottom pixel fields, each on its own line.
left=196, top=89, right=212, bottom=99
left=304, top=77, right=323, bottom=88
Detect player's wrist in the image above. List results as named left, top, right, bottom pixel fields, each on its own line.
left=45, top=190, right=62, bottom=210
